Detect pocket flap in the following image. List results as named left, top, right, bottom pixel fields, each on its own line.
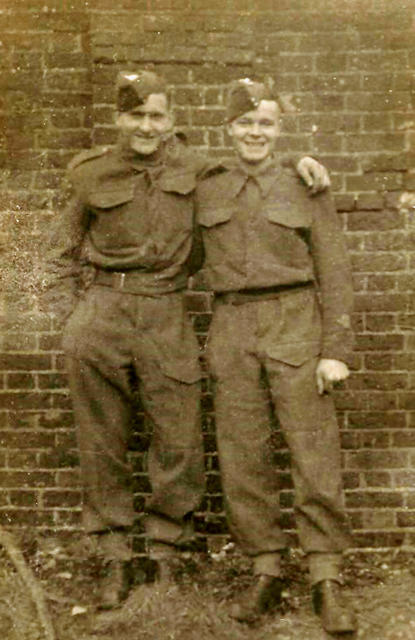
left=267, top=340, right=320, bottom=367
left=158, top=171, right=196, bottom=195
left=265, top=204, right=312, bottom=229
left=197, top=205, right=234, bottom=227
left=88, top=188, right=134, bottom=209
left=161, top=358, right=202, bottom=384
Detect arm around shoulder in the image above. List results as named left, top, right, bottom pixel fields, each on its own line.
left=311, top=190, right=354, bottom=364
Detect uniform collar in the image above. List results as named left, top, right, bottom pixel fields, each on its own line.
left=222, top=155, right=282, bottom=199
left=118, top=143, right=164, bottom=172
left=111, top=138, right=196, bottom=194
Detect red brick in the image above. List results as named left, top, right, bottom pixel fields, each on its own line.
left=359, top=432, right=390, bottom=448
left=0, top=471, right=55, bottom=488
left=352, top=252, right=406, bottom=275
left=0, top=431, right=55, bottom=449
left=299, top=31, right=359, bottom=53
left=355, top=194, right=384, bottom=211
left=6, top=373, right=36, bottom=390
left=356, top=334, right=404, bottom=351
left=363, top=231, right=407, bottom=251
left=43, top=490, right=81, bottom=508
left=56, top=470, right=81, bottom=488
left=278, top=54, right=314, bottom=74
left=348, top=210, right=402, bottom=232
left=356, top=532, right=406, bottom=548
left=0, top=392, right=54, bottom=411
left=392, top=432, right=415, bottom=448
left=363, top=113, right=393, bottom=132
left=404, top=494, right=415, bottom=509
left=365, top=314, right=396, bottom=333
left=347, top=373, right=406, bottom=391
left=345, top=490, right=404, bottom=508
left=399, top=394, right=415, bottom=410
left=313, top=94, right=345, bottom=112
left=322, top=155, right=358, bottom=173
left=348, top=412, right=406, bottom=431
left=7, top=451, right=38, bottom=468
left=343, top=472, right=360, bottom=490
left=37, top=373, right=67, bottom=390
left=365, top=472, right=392, bottom=488
left=334, top=194, right=355, bottom=212
left=354, top=280, right=406, bottom=304
left=395, top=354, right=415, bottom=371
left=362, top=511, right=396, bottom=530
left=347, top=173, right=404, bottom=192
left=0, top=509, right=55, bottom=527
left=194, top=108, right=225, bottom=127
left=367, top=393, right=398, bottom=412
left=9, top=491, right=39, bottom=507
left=364, top=354, right=394, bottom=371
left=346, top=134, right=405, bottom=154
left=397, top=512, right=415, bottom=527
left=347, top=450, right=408, bottom=470
left=54, top=510, right=82, bottom=527
left=362, top=153, right=408, bottom=172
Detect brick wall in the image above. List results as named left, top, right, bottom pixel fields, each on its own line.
left=1, top=0, right=415, bottom=551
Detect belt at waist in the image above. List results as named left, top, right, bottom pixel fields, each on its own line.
left=93, top=269, right=187, bottom=295
left=215, top=282, right=313, bottom=305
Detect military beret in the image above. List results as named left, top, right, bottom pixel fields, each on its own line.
left=226, top=77, right=277, bottom=122
left=116, top=70, right=168, bottom=112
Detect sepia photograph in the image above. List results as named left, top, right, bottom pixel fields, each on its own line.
left=0, top=0, right=414, bottom=637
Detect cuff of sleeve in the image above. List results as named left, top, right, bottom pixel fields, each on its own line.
left=321, top=345, right=353, bottom=368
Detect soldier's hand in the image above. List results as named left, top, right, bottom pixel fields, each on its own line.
left=297, top=156, right=331, bottom=195
left=316, top=358, right=349, bottom=395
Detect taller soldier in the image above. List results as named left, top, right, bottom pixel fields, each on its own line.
left=43, top=70, right=207, bottom=608
left=43, top=69, right=330, bottom=609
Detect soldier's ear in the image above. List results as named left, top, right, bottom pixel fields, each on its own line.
left=167, top=107, right=175, bottom=129
left=226, top=121, right=235, bottom=138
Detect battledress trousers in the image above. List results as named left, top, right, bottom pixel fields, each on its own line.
left=45, top=139, right=206, bottom=560
left=196, top=158, right=354, bottom=583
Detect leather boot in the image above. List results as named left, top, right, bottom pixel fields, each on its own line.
left=312, top=579, right=357, bottom=634
left=229, top=575, right=286, bottom=623
left=98, top=560, right=130, bottom=610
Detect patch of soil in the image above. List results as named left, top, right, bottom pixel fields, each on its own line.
left=5, top=535, right=415, bottom=640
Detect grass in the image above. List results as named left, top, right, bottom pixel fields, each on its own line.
left=5, top=534, right=415, bottom=639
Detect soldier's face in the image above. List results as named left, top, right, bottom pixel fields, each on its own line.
left=116, top=93, right=174, bottom=155
left=227, top=100, right=281, bottom=165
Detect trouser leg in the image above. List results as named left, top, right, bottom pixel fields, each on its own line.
left=66, top=356, right=135, bottom=559
left=266, top=356, right=352, bottom=583
left=209, top=340, right=288, bottom=562
left=137, top=367, right=205, bottom=551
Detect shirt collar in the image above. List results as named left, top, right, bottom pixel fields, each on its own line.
left=223, top=155, right=282, bottom=199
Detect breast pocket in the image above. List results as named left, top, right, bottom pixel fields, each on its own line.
left=87, top=187, right=137, bottom=245
left=197, top=204, right=237, bottom=271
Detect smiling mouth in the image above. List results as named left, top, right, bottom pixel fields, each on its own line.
left=134, top=135, right=157, bottom=141
left=244, top=141, right=266, bottom=149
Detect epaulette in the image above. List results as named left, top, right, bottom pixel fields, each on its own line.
left=67, top=146, right=110, bottom=172
left=199, top=158, right=232, bottom=180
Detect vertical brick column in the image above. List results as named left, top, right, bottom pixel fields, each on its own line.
left=1, top=0, right=92, bottom=534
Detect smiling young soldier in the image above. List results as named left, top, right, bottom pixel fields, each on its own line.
left=196, top=78, right=357, bottom=635
left=42, top=69, right=332, bottom=610
left=43, top=70, right=208, bottom=609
